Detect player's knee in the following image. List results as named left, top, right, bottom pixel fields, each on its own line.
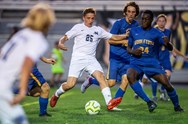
left=41, top=82, right=50, bottom=93
left=108, top=81, right=115, bottom=87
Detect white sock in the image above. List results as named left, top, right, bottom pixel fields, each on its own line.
left=101, top=87, right=112, bottom=105
left=55, top=84, right=65, bottom=97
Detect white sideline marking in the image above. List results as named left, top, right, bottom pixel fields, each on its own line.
left=22, top=93, right=73, bottom=107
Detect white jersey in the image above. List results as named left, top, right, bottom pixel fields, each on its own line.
left=66, top=23, right=112, bottom=60
left=0, top=28, right=48, bottom=101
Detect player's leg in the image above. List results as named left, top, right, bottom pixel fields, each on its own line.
left=50, top=76, right=77, bottom=108
left=147, top=77, right=158, bottom=102
left=50, top=73, right=56, bottom=87
left=127, top=67, right=157, bottom=112
left=152, top=74, right=184, bottom=112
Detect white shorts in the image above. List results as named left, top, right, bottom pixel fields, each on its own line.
left=68, top=57, right=103, bottom=78
left=0, top=97, right=28, bottom=124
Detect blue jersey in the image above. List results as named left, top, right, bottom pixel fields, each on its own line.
left=110, top=18, right=139, bottom=62
left=157, top=28, right=172, bottom=71
left=128, top=26, right=165, bottom=67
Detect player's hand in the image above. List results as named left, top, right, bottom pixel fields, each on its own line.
left=132, top=47, right=142, bottom=57
left=184, top=56, right=188, bottom=61
left=162, top=36, right=169, bottom=44
left=125, top=29, right=130, bottom=38
left=58, top=43, right=68, bottom=51
left=47, top=58, right=56, bottom=64
left=11, top=94, right=25, bottom=105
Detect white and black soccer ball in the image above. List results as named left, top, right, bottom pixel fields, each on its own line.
left=85, top=100, right=100, bottom=115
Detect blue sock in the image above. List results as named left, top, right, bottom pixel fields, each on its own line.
left=114, top=88, right=125, bottom=99
left=90, top=78, right=100, bottom=86
left=39, top=97, right=48, bottom=115
left=167, top=89, right=179, bottom=108
left=130, top=81, right=150, bottom=102
left=151, top=81, right=158, bottom=97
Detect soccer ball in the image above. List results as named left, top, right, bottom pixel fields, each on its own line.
left=85, top=100, right=100, bottom=115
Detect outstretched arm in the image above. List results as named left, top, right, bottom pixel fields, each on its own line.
left=172, top=47, right=188, bottom=61
left=163, top=36, right=173, bottom=51
left=58, top=35, right=69, bottom=51
left=40, top=56, right=56, bottom=64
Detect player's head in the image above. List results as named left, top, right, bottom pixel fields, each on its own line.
left=21, top=3, right=56, bottom=35
left=82, top=7, right=96, bottom=27
left=155, top=14, right=167, bottom=29
left=123, top=2, right=139, bottom=22
left=141, top=10, right=154, bottom=29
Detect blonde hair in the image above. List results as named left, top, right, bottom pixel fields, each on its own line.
left=156, top=14, right=167, bottom=22
left=21, top=3, right=56, bottom=34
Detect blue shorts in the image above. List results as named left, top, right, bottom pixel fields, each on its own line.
left=28, top=69, right=46, bottom=91
left=129, top=64, right=165, bottom=78
left=108, top=59, right=129, bottom=82
left=160, top=58, right=172, bottom=71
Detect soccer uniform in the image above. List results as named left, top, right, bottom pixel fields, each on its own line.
left=66, top=23, right=112, bottom=78
left=0, top=28, right=48, bottom=124
left=109, top=18, right=139, bottom=82
left=51, top=48, right=64, bottom=74
left=128, top=26, right=165, bottom=77
left=28, top=64, right=46, bottom=91
left=158, top=28, right=172, bottom=71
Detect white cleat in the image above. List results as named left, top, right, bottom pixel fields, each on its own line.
left=81, top=76, right=92, bottom=93
left=111, top=107, right=122, bottom=111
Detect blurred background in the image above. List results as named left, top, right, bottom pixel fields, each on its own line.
left=0, top=0, right=188, bottom=84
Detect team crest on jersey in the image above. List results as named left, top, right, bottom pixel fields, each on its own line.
left=94, top=31, right=98, bottom=35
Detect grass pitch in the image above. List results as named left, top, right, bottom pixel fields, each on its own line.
left=22, top=84, right=188, bottom=124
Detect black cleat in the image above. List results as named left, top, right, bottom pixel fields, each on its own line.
left=147, top=101, right=157, bottom=112
left=39, top=112, right=52, bottom=117
left=174, top=105, right=184, bottom=112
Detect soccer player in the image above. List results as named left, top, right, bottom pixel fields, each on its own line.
left=80, top=2, right=143, bottom=110
left=27, top=57, right=55, bottom=117
left=146, top=14, right=188, bottom=101
left=50, top=41, right=65, bottom=87
left=0, top=3, right=55, bottom=124
left=50, top=7, right=129, bottom=109
left=127, top=10, right=184, bottom=112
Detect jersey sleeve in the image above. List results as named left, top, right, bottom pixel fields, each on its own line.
left=110, top=20, right=120, bottom=34
left=99, top=27, right=112, bottom=40
left=65, top=24, right=79, bottom=39
left=26, top=37, right=48, bottom=62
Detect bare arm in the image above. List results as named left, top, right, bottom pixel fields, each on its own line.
left=127, top=46, right=142, bottom=57
left=11, top=57, right=34, bottom=105
left=108, top=39, right=128, bottom=46
left=163, top=36, right=173, bottom=51
left=172, top=47, right=188, bottom=61
left=40, top=56, right=56, bottom=64
left=58, top=35, right=69, bottom=51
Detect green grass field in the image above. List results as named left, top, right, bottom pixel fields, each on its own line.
left=22, top=85, right=188, bottom=124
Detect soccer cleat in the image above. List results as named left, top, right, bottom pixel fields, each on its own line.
left=147, top=101, right=157, bottom=112
left=107, top=97, right=122, bottom=110
left=81, top=76, right=92, bottom=93
left=134, top=94, right=139, bottom=99
left=50, top=95, right=59, bottom=108
left=39, top=112, right=52, bottom=117
left=111, top=107, right=122, bottom=111
left=152, top=96, right=158, bottom=102
left=174, top=105, right=184, bottom=112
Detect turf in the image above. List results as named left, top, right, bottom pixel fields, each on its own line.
left=22, top=85, right=188, bottom=124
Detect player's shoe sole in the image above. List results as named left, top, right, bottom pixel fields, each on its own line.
left=81, top=76, right=92, bottom=93
left=50, top=95, right=59, bottom=108
left=107, top=97, right=122, bottom=110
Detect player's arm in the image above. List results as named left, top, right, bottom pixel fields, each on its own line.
left=163, top=36, right=173, bottom=51
left=127, top=46, right=142, bottom=57
left=40, top=56, right=56, bottom=64
left=110, top=29, right=129, bottom=41
left=58, top=35, right=69, bottom=51
left=108, top=39, right=128, bottom=46
left=172, top=47, right=188, bottom=61
left=11, top=57, right=34, bottom=105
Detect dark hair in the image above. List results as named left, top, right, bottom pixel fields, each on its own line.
left=123, top=2, right=140, bottom=17
left=143, top=10, right=154, bottom=20
left=55, top=41, right=59, bottom=46
left=82, top=7, right=96, bottom=16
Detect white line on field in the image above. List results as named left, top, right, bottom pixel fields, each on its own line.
left=22, top=93, right=73, bottom=107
